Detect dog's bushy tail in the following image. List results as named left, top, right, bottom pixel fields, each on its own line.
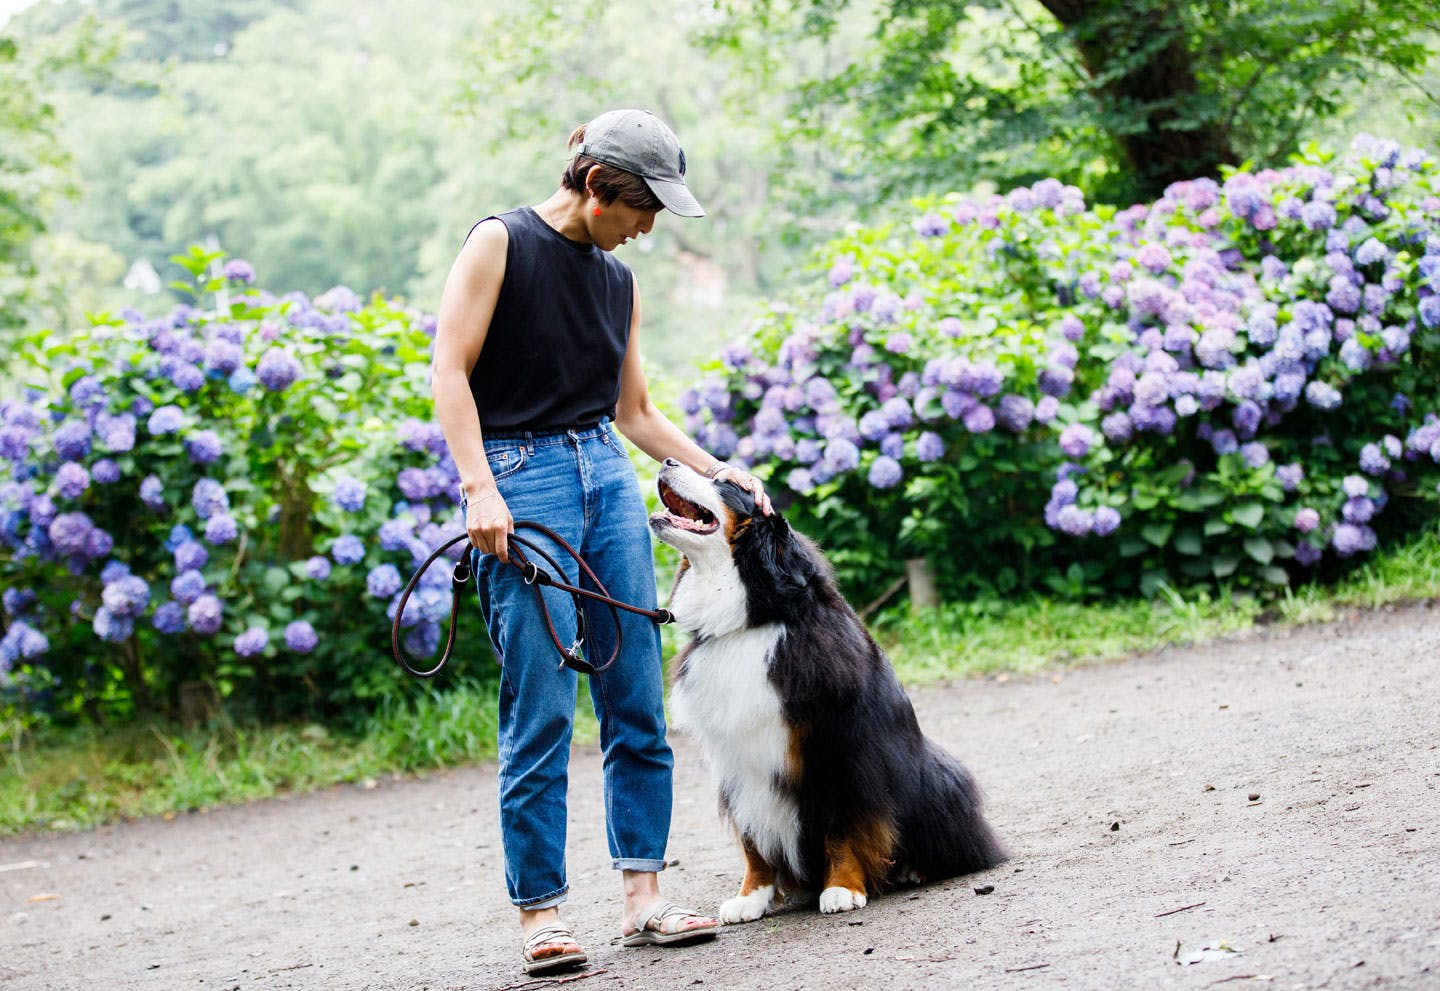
left=893, top=740, right=1008, bottom=882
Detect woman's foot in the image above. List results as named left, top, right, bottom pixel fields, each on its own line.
left=621, top=900, right=719, bottom=946
left=520, top=908, right=587, bottom=974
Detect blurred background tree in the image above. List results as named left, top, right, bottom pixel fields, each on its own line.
left=701, top=0, right=1440, bottom=208
left=3, top=0, right=1438, bottom=368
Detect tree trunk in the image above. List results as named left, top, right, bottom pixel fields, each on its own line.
left=1038, top=0, right=1235, bottom=199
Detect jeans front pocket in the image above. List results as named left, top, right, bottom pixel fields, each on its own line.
left=485, top=444, right=528, bottom=482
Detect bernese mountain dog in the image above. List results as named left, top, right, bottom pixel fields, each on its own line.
left=649, top=459, right=1007, bottom=922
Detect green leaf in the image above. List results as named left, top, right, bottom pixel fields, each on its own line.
left=1203, top=518, right=1231, bottom=537
left=1141, top=522, right=1173, bottom=547
left=1232, top=502, right=1265, bottom=529
left=1211, top=556, right=1240, bottom=578
left=1243, top=537, right=1274, bottom=564
left=1261, top=565, right=1291, bottom=585
left=1173, top=529, right=1203, bottom=556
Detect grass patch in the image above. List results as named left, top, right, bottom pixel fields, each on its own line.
left=5, top=527, right=1437, bottom=836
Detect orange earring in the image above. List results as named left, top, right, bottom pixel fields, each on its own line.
left=593, top=205, right=602, bottom=217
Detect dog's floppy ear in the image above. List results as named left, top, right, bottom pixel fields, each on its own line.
left=741, top=510, right=814, bottom=600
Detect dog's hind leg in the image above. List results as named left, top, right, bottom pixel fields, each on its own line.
left=718, top=835, right=782, bottom=924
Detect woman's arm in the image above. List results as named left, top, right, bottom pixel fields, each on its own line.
left=613, top=275, right=772, bottom=513
left=431, top=219, right=517, bottom=559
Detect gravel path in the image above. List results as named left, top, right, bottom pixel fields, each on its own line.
left=4, top=602, right=1438, bottom=990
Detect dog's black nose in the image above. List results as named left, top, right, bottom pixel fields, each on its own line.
left=663, top=458, right=681, bottom=468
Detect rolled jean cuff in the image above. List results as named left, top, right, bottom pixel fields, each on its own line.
left=612, top=857, right=668, bottom=873
left=513, top=885, right=568, bottom=910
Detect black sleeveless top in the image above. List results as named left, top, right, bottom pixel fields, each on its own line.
left=467, top=207, right=634, bottom=433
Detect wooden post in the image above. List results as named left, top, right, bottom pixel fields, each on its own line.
left=905, top=557, right=938, bottom=611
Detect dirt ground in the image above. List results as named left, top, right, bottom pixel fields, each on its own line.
left=4, top=602, right=1438, bottom=990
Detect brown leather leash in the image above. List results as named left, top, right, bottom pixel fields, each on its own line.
left=391, top=520, right=673, bottom=679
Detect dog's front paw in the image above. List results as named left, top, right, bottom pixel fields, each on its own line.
left=719, top=884, right=776, bottom=924
left=819, top=886, right=868, bottom=914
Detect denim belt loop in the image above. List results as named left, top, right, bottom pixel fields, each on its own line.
left=523, top=431, right=536, bottom=457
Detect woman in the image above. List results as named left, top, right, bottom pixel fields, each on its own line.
left=431, top=108, right=771, bottom=975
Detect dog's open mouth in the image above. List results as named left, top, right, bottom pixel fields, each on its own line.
left=654, top=478, right=719, bottom=534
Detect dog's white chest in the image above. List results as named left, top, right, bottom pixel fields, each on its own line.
left=671, top=624, right=801, bottom=870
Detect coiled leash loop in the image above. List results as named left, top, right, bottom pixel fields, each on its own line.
left=391, top=520, right=674, bottom=679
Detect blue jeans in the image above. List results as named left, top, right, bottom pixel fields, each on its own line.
left=470, top=421, right=673, bottom=909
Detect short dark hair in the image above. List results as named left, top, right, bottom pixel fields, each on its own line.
left=561, top=124, right=665, bottom=212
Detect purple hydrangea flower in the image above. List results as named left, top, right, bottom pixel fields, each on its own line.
left=1358, top=443, right=1390, bottom=476
left=284, top=620, right=318, bottom=653
left=913, top=213, right=947, bottom=237
left=171, top=570, right=208, bottom=605
left=1092, top=506, right=1121, bottom=537
left=222, top=258, right=256, bottom=283
left=1354, top=238, right=1388, bottom=266
left=203, top=338, right=245, bottom=375
left=823, top=438, right=861, bottom=473
left=996, top=395, right=1034, bottom=433
left=152, top=601, right=187, bottom=635
left=174, top=539, right=209, bottom=572
left=53, top=421, right=92, bottom=461
left=332, top=535, right=365, bottom=566
left=170, top=363, right=205, bottom=393
left=48, top=512, right=95, bottom=558
left=91, top=459, right=121, bottom=485
left=147, top=405, right=185, bottom=435
left=915, top=432, right=945, bottom=462
left=257, top=348, right=303, bottom=391
left=1331, top=523, right=1369, bottom=557
left=139, top=475, right=166, bottom=511
left=366, top=563, right=403, bottom=599
left=229, top=367, right=258, bottom=394
left=962, top=404, right=995, bottom=434
left=867, top=456, right=903, bottom=489
left=1342, top=496, right=1376, bottom=524
left=1276, top=464, right=1304, bottom=491
left=101, top=574, right=151, bottom=617
left=1135, top=243, right=1172, bottom=273
left=0, top=619, right=50, bottom=663
left=204, top=513, right=239, bottom=544
left=1056, top=504, right=1094, bottom=536
left=54, top=462, right=90, bottom=500
left=305, top=555, right=332, bottom=581
left=1035, top=396, right=1060, bottom=424
left=333, top=477, right=367, bottom=513
left=188, top=594, right=224, bottom=636
left=93, top=606, right=133, bottom=643
left=1294, top=508, right=1320, bottom=533
left=1240, top=442, right=1270, bottom=469
left=1342, top=475, right=1370, bottom=498
left=192, top=478, right=230, bottom=520
left=1419, top=296, right=1440, bottom=329
left=1295, top=542, right=1323, bottom=566
left=185, top=430, right=224, bottom=466
left=234, top=626, right=269, bottom=657
left=1058, top=424, right=1094, bottom=459
left=1304, top=381, right=1342, bottom=410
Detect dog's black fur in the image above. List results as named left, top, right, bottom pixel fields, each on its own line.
left=670, top=479, right=1007, bottom=905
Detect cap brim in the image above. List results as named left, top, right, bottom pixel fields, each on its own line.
left=645, top=177, right=704, bottom=218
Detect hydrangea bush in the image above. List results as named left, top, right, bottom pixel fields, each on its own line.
left=684, top=137, right=1440, bottom=601
left=1, top=247, right=476, bottom=726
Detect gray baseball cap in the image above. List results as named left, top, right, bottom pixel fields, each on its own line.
left=577, top=109, right=704, bottom=218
